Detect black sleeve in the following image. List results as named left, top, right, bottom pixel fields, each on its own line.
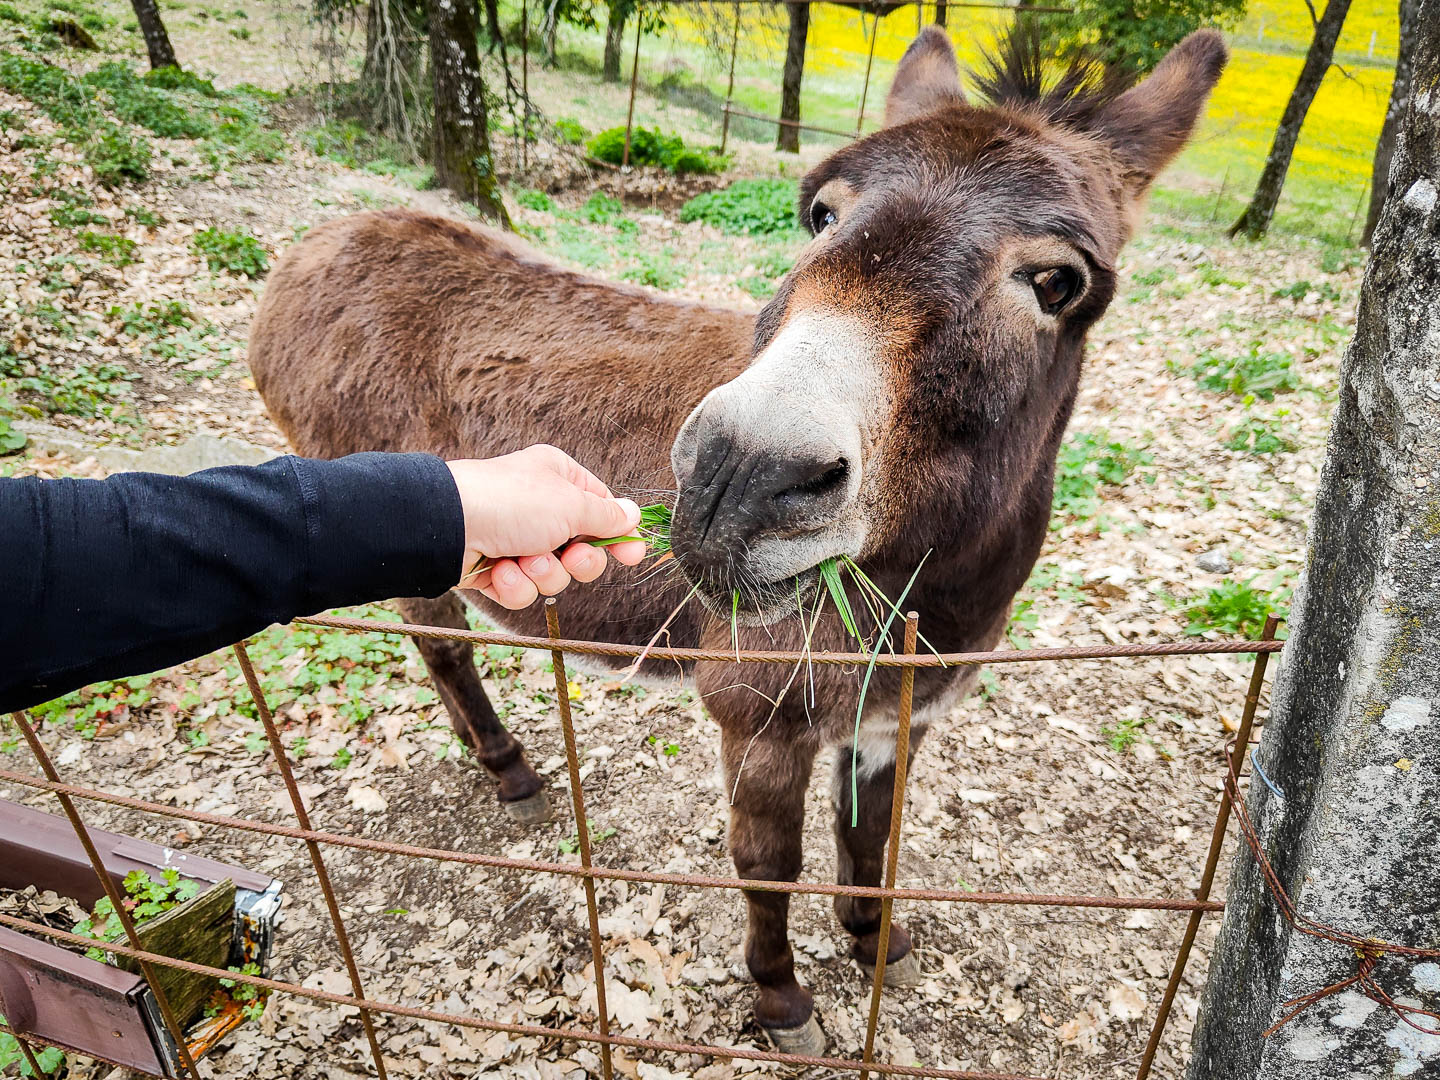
left=0, top=453, right=465, bottom=713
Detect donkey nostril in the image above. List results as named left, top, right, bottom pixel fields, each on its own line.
left=776, top=458, right=849, bottom=506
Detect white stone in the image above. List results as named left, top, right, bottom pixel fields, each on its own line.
left=1381, top=696, right=1432, bottom=733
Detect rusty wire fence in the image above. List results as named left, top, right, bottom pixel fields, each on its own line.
left=1, top=605, right=1285, bottom=1080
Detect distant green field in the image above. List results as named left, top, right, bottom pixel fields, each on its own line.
left=540, top=0, right=1396, bottom=246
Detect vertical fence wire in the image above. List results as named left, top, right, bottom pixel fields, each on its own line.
left=1133, top=613, right=1282, bottom=1080
left=546, top=599, right=615, bottom=1080
left=8, top=1027, right=46, bottom=1076
left=856, top=8, right=879, bottom=133
left=9, top=710, right=201, bottom=1079
left=859, top=613, right=920, bottom=1079
left=719, top=1, right=741, bottom=153
left=232, top=642, right=390, bottom=1080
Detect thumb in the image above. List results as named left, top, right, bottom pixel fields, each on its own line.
left=573, top=493, right=641, bottom=540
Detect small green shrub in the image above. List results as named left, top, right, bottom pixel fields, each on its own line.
left=49, top=187, right=107, bottom=226
left=144, top=65, right=217, bottom=95
left=621, top=252, right=680, bottom=290
left=1224, top=416, right=1297, bottom=455
left=553, top=116, right=585, bottom=145
left=0, top=3, right=25, bottom=22
left=680, top=178, right=799, bottom=236
left=85, top=126, right=151, bottom=185
left=85, top=62, right=213, bottom=138
left=1184, top=579, right=1279, bottom=638
left=228, top=25, right=248, bottom=38
left=192, top=225, right=267, bottom=276
left=586, top=124, right=726, bottom=175
left=515, top=188, right=554, bottom=212
left=1101, top=717, right=1151, bottom=753
left=578, top=191, right=636, bottom=233
left=1272, top=279, right=1341, bottom=303
left=0, top=52, right=96, bottom=128
left=78, top=229, right=140, bottom=265
left=0, top=1025, right=64, bottom=1076
left=1051, top=431, right=1152, bottom=524
left=1182, top=345, right=1300, bottom=401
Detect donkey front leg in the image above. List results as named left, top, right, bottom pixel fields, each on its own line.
left=395, top=592, right=548, bottom=822
left=721, top=726, right=825, bottom=1055
left=831, top=730, right=927, bottom=986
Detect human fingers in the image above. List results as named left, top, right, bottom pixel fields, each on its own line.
left=528, top=444, right=615, bottom=499
left=607, top=539, right=647, bottom=566
left=559, top=541, right=608, bottom=583
left=571, top=492, right=641, bottom=542
left=517, top=552, right=572, bottom=596
left=484, top=558, right=540, bottom=609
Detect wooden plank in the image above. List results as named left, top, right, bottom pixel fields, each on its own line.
left=118, top=879, right=235, bottom=1028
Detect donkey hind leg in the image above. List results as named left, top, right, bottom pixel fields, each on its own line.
left=831, top=728, right=928, bottom=987
left=395, top=593, right=549, bottom=823
left=722, top=727, right=826, bottom=1055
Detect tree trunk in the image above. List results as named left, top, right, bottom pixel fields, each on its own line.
left=1362, top=0, right=1420, bottom=246
left=934, top=0, right=947, bottom=26
left=1229, top=0, right=1354, bottom=239
left=129, top=0, right=177, bottom=70
left=482, top=0, right=503, bottom=52
left=777, top=0, right=809, bottom=153
left=426, top=0, right=511, bottom=226
left=362, top=0, right=426, bottom=142
left=603, top=0, right=630, bottom=82
left=542, top=0, right=558, bottom=67
left=1189, top=3, right=1440, bottom=1077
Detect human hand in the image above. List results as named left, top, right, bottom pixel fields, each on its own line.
left=447, top=445, right=647, bottom=609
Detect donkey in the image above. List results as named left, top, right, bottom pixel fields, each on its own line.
left=248, top=27, right=1225, bottom=1052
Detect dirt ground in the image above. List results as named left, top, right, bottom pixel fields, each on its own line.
left=0, top=4, right=1364, bottom=1077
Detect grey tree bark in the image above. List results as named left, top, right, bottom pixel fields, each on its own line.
left=129, top=0, right=177, bottom=70
left=1188, top=3, right=1440, bottom=1076
left=1229, top=0, right=1353, bottom=239
left=1362, top=0, right=1420, bottom=246
left=603, top=0, right=631, bottom=82
left=777, top=0, right=809, bottom=153
left=425, top=0, right=511, bottom=226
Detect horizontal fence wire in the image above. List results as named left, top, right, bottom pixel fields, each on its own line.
left=1, top=617, right=1281, bottom=1080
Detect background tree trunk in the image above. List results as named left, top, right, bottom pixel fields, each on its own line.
left=481, top=0, right=503, bottom=51
left=426, top=0, right=511, bottom=226
left=603, top=0, right=630, bottom=82
left=129, top=0, right=177, bottom=70
left=1362, top=0, right=1420, bottom=246
left=1189, top=2, right=1440, bottom=1076
left=1229, top=0, right=1353, bottom=239
left=776, top=0, right=809, bottom=153
left=934, top=0, right=947, bottom=26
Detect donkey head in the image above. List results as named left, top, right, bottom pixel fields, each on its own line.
left=669, top=28, right=1227, bottom=619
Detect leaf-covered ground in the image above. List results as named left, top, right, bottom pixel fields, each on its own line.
left=0, top=2, right=1374, bottom=1077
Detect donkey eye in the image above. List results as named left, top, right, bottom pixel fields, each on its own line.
left=1030, top=267, right=1081, bottom=314
left=810, top=201, right=838, bottom=234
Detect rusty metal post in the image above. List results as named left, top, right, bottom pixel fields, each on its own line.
left=856, top=9, right=879, bottom=133
left=546, top=599, right=615, bottom=1080
left=232, top=643, right=390, bottom=1080
left=719, top=1, right=741, bottom=153
left=859, top=613, right=920, bottom=1080
left=1134, top=614, right=1282, bottom=1080
left=9, top=710, right=202, bottom=1078
left=620, top=6, right=643, bottom=187
left=9, top=1029, right=47, bottom=1076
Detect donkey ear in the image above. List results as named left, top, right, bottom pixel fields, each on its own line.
left=885, top=27, right=966, bottom=127
left=1092, top=30, right=1228, bottom=197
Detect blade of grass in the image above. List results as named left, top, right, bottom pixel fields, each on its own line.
left=731, top=589, right=741, bottom=662
left=849, top=552, right=930, bottom=827
left=841, top=556, right=944, bottom=663
left=818, top=557, right=860, bottom=641
left=620, top=579, right=701, bottom=682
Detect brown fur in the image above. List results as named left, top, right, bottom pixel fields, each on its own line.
left=249, top=26, right=1226, bottom=1039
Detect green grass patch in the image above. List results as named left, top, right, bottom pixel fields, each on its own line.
left=192, top=225, right=267, bottom=276
left=1179, top=344, right=1301, bottom=401
left=77, top=229, right=139, bottom=265
left=1183, top=578, right=1282, bottom=638
left=1224, top=414, right=1297, bottom=454
left=679, top=178, right=800, bottom=236
left=1051, top=431, right=1153, bottom=526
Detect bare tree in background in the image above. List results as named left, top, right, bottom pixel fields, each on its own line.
left=1363, top=0, right=1419, bottom=246
left=362, top=0, right=427, bottom=146
left=426, top=0, right=510, bottom=225
left=130, top=0, right=178, bottom=69
left=935, top=0, right=947, bottom=26
left=482, top=0, right=504, bottom=49
left=1229, top=0, right=1353, bottom=240
left=777, top=0, right=809, bottom=152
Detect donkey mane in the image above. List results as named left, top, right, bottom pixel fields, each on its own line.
left=971, top=27, right=1132, bottom=127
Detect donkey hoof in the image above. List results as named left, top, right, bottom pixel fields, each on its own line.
left=501, top=790, right=551, bottom=824
left=762, top=1014, right=826, bottom=1058
left=857, top=949, right=922, bottom=988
